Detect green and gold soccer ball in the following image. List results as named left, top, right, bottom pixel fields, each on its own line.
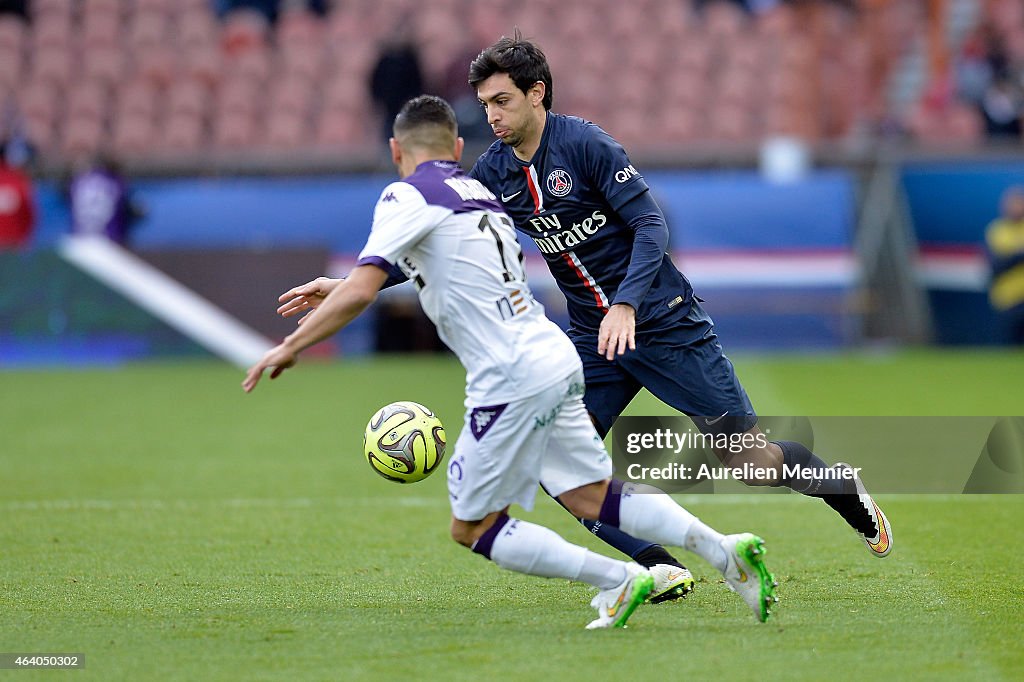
left=363, top=401, right=446, bottom=483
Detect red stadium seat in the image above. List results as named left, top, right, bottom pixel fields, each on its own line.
left=17, top=81, right=60, bottom=128
left=217, top=77, right=260, bottom=118
left=83, top=46, right=126, bottom=86
left=212, top=112, right=258, bottom=149
left=61, top=116, right=106, bottom=158
left=178, top=11, right=219, bottom=50
left=703, top=0, right=747, bottom=40
left=708, top=103, right=757, bottom=143
left=67, top=83, right=109, bottom=123
left=225, top=47, right=272, bottom=83
left=127, top=10, right=168, bottom=51
left=0, top=45, right=21, bottom=88
left=81, top=8, right=122, bottom=49
left=134, top=45, right=178, bottom=89
left=111, top=112, right=156, bottom=156
left=278, top=7, right=323, bottom=47
left=270, top=77, right=313, bottom=118
left=266, top=110, right=307, bottom=148
left=222, top=8, right=270, bottom=56
left=29, top=48, right=74, bottom=88
left=162, top=111, right=206, bottom=152
left=0, top=14, right=27, bottom=52
left=82, top=0, right=124, bottom=16
left=316, top=109, right=366, bottom=147
left=31, top=0, right=72, bottom=19
left=167, top=79, right=209, bottom=119
left=32, top=12, right=73, bottom=51
left=116, top=79, right=159, bottom=119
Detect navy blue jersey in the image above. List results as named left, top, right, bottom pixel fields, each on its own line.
left=469, top=112, right=693, bottom=333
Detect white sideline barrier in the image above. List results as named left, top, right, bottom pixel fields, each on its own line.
left=57, top=235, right=273, bottom=367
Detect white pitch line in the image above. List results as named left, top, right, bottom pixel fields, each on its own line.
left=2, top=493, right=1007, bottom=513
left=1, top=496, right=445, bottom=512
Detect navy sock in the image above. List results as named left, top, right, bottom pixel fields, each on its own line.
left=544, top=479, right=669, bottom=563
left=772, top=440, right=847, bottom=497
left=579, top=517, right=658, bottom=560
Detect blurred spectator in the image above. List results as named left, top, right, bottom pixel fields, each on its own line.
left=212, top=0, right=327, bottom=25
left=439, top=42, right=492, bottom=144
left=0, top=0, right=27, bottom=20
left=69, top=155, right=145, bottom=246
left=370, top=24, right=424, bottom=144
left=979, top=76, right=1023, bottom=138
left=0, top=139, right=34, bottom=250
left=985, top=186, right=1024, bottom=344
left=213, top=1, right=280, bottom=23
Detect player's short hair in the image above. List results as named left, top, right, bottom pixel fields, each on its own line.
left=468, top=28, right=553, bottom=110
left=393, top=95, right=458, bottom=151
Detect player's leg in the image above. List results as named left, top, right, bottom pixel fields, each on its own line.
left=447, top=386, right=652, bottom=628
left=540, top=396, right=776, bottom=623
left=624, top=299, right=893, bottom=557
left=561, top=329, right=694, bottom=600
left=541, top=481, right=693, bottom=603
left=558, top=481, right=777, bottom=623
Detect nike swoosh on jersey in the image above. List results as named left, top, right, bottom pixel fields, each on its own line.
left=501, top=190, right=522, bottom=201
left=704, top=413, right=728, bottom=426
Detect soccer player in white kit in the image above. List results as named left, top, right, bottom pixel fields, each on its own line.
left=243, top=95, right=778, bottom=628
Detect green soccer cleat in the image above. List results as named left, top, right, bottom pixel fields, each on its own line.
left=647, top=563, right=696, bottom=604
left=586, top=563, right=654, bottom=629
left=720, top=533, right=778, bottom=623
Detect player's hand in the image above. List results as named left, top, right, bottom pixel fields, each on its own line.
left=242, top=343, right=299, bottom=393
left=597, top=303, right=636, bottom=360
left=277, top=277, right=342, bottom=325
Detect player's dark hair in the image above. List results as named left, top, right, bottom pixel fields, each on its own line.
left=393, top=95, right=458, bottom=149
left=468, top=28, right=553, bottom=110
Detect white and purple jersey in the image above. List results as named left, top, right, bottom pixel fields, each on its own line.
left=357, top=160, right=580, bottom=405
left=470, top=113, right=694, bottom=334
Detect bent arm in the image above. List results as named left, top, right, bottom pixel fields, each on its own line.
left=611, top=190, right=670, bottom=311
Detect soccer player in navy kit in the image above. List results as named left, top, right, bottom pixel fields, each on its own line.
left=467, top=31, right=892, bottom=573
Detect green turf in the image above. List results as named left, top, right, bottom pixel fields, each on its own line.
left=1, top=351, right=1022, bottom=680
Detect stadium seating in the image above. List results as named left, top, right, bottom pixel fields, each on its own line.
left=0, top=0, right=1019, bottom=164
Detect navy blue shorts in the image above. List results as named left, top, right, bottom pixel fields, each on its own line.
left=569, top=299, right=757, bottom=438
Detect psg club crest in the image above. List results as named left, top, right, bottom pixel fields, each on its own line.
left=546, top=169, right=572, bottom=197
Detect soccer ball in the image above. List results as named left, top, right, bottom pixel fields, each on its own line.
left=363, top=401, right=446, bottom=483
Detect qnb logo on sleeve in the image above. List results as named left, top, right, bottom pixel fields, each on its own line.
left=614, top=165, right=640, bottom=183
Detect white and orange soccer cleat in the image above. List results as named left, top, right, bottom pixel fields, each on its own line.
left=585, top=563, right=654, bottom=629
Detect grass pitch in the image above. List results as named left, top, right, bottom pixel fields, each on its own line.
left=2, top=350, right=1022, bottom=680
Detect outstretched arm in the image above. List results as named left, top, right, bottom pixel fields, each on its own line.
left=242, top=265, right=389, bottom=392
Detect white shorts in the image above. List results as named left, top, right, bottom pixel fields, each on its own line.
left=446, top=369, right=613, bottom=522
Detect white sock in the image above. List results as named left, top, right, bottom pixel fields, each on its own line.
left=617, top=488, right=728, bottom=571
left=489, top=518, right=627, bottom=589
